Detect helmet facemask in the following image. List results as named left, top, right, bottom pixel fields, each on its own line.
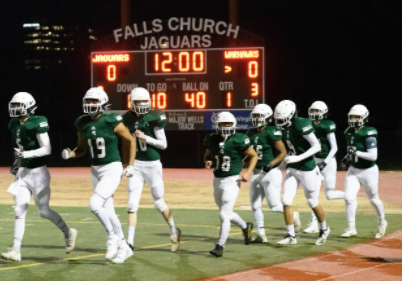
left=275, top=116, right=293, bottom=129
left=217, top=122, right=236, bottom=137
left=83, top=98, right=107, bottom=116
left=132, top=100, right=151, bottom=114
left=348, top=114, right=367, bottom=128
left=308, top=108, right=327, bottom=121
left=251, top=113, right=271, bottom=127
left=9, top=102, right=36, bottom=117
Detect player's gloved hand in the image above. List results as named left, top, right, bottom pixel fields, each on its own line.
left=10, top=159, right=21, bottom=176
left=340, top=155, right=349, bottom=170
left=317, top=162, right=327, bottom=171
left=123, top=165, right=135, bottom=178
left=347, top=147, right=357, bottom=156
left=135, top=130, right=147, bottom=140
left=262, top=163, right=273, bottom=173
left=62, top=148, right=72, bottom=160
left=14, top=148, right=23, bottom=159
left=285, top=155, right=300, bottom=164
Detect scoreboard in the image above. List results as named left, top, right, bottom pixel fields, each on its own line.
left=91, top=47, right=264, bottom=116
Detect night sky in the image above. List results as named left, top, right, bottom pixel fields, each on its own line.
left=1, top=0, right=401, bottom=167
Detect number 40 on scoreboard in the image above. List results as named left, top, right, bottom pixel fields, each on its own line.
left=91, top=47, right=264, bottom=111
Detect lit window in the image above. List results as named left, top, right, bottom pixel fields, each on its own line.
left=32, top=39, right=41, bottom=44
left=54, top=47, right=60, bottom=51
left=34, top=66, right=41, bottom=69
left=58, top=60, right=62, bottom=64
left=88, top=29, right=93, bottom=32
left=42, top=26, right=49, bottom=30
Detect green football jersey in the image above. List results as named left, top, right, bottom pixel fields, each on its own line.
left=314, top=119, right=336, bottom=159
left=282, top=117, right=316, bottom=171
left=345, top=126, right=377, bottom=169
left=9, top=115, right=49, bottom=169
left=204, top=133, right=250, bottom=178
left=75, top=113, right=122, bottom=166
left=122, top=109, right=167, bottom=161
left=247, top=126, right=282, bottom=169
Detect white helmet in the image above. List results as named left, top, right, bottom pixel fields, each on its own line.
left=308, top=101, right=328, bottom=121
left=131, top=87, right=151, bottom=114
left=215, top=111, right=237, bottom=136
left=83, top=87, right=109, bottom=116
left=250, top=104, right=273, bottom=127
left=274, top=100, right=297, bottom=129
left=9, top=92, right=37, bottom=117
left=348, top=104, right=369, bottom=128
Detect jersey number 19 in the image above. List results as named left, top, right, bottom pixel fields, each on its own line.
left=88, top=138, right=106, bottom=159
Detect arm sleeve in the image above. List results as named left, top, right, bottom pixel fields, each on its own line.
left=356, top=137, right=377, bottom=161
left=145, top=127, right=167, bottom=150
left=22, top=132, right=52, bottom=158
left=323, top=132, right=338, bottom=164
left=297, top=132, right=321, bottom=161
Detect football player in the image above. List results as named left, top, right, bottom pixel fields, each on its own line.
left=303, top=101, right=345, bottom=233
left=204, top=111, right=258, bottom=257
left=121, top=87, right=181, bottom=254
left=274, top=100, right=330, bottom=246
left=2, top=92, right=77, bottom=262
left=247, top=104, right=301, bottom=243
left=340, top=105, right=387, bottom=238
left=62, top=87, right=136, bottom=263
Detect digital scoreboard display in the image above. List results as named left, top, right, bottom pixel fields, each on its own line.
left=91, top=47, right=264, bottom=113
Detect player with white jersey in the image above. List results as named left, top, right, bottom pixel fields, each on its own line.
left=246, top=104, right=301, bottom=243
left=2, top=92, right=77, bottom=262
left=340, top=104, right=387, bottom=238
left=274, top=100, right=330, bottom=246
left=303, top=101, right=345, bottom=233
left=121, top=87, right=181, bottom=254
left=204, top=111, right=258, bottom=257
left=62, top=87, right=136, bottom=263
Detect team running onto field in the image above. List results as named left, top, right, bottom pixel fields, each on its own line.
left=2, top=87, right=387, bottom=261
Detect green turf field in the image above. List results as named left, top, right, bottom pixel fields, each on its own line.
left=0, top=205, right=401, bottom=281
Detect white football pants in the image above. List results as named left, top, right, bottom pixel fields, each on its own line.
left=344, top=165, right=385, bottom=227
left=249, top=168, right=283, bottom=233
left=90, top=162, right=124, bottom=239
left=213, top=175, right=247, bottom=246
left=127, top=160, right=167, bottom=213
left=282, top=167, right=321, bottom=209
left=11, top=166, right=69, bottom=250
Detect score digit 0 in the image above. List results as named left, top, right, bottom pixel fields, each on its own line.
left=151, top=92, right=167, bottom=109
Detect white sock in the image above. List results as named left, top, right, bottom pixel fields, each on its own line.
left=310, top=210, right=318, bottom=223
left=104, top=197, right=124, bottom=239
left=348, top=221, right=356, bottom=229
left=378, top=217, right=386, bottom=226
left=94, top=208, right=115, bottom=237
left=252, top=208, right=264, bottom=234
left=256, top=223, right=265, bottom=236
left=13, top=217, right=25, bottom=251
left=218, top=219, right=230, bottom=246
left=287, top=225, right=295, bottom=237
left=320, top=220, right=327, bottom=230
left=13, top=238, right=22, bottom=252
left=230, top=212, right=247, bottom=229
left=127, top=226, right=135, bottom=246
left=168, top=219, right=178, bottom=236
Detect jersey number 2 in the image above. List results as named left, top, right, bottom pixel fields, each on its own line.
left=88, top=138, right=106, bottom=159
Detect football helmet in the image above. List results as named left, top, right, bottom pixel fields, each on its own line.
left=131, top=87, right=151, bottom=114
left=308, top=101, right=328, bottom=121
left=274, top=100, right=297, bottom=129
left=250, top=104, right=273, bottom=127
left=9, top=92, right=37, bottom=117
left=348, top=104, right=369, bottom=128
left=215, top=111, right=237, bottom=136
left=83, top=87, right=109, bottom=116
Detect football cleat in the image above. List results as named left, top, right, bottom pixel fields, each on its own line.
left=277, top=234, right=297, bottom=246
left=294, top=211, right=301, bottom=233
left=315, top=227, right=330, bottom=245
left=251, top=233, right=268, bottom=243
left=112, top=242, right=133, bottom=264
left=303, top=221, right=319, bottom=234
left=341, top=228, right=358, bottom=238
left=209, top=244, right=224, bottom=257
left=1, top=248, right=21, bottom=262
left=242, top=222, right=254, bottom=245
left=105, top=235, right=121, bottom=260
left=171, top=228, right=181, bottom=252
left=375, top=221, right=388, bottom=239
left=65, top=228, right=78, bottom=254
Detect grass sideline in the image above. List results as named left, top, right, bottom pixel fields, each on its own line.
left=0, top=205, right=401, bottom=281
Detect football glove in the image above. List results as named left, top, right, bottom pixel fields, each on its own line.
left=123, top=165, right=135, bottom=178
left=62, top=148, right=72, bottom=160
left=14, top=148, right=23, bottom=159
left=285, top=155, right=300, bottom=164
left=262, top=163, right=273, bottom=173
left=317, top=162, right=327, bottom=171
left=347, top=147, right=357, bottom=156
left=340, top=155, right=350, bottom=170
left=10, top=158, right=21, bottom=176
